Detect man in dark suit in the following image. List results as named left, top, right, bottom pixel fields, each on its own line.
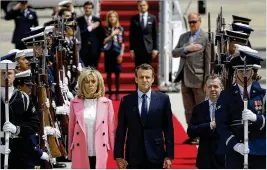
left=5, top=1, right=38, bottom=50
left=172, top=12, right=211, bottom=144
left=187, top=74, right=225, bottom=169
left=114, top=64, right=174, bottom=169
left=76, top=1, right=104, bottom=69
left=129, top=0, right=158, bottom=67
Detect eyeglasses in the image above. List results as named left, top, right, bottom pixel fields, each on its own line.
left=188, top=20, right=198, bottom=24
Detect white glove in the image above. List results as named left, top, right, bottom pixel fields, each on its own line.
left=56, top=105, right=70, bottom=115
left=233, top=143, right=250, bottom=155
left=67, top=91, right=74, bottom=100
left=44, top=126, right=61, bottom=138
left=63, top=77, right=69, bottom=86
left=40, top=152, right=49, bottom=161
left=242, top=109, right=257, bottom=122
left=77, top=63, right=83, bottom=72
left=67, top=71, right=71, bottom=80
left=45, top=99, right=50, bottom=108
left=52, top=101, right=57, bottom=110
left=42, top=134, right=47, bottom=141
left=0, top=145, right=10, bottom=154
left=3, top=122, right=16, bottom=134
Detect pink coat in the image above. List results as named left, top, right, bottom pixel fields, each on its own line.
left=68, top=97, right=115, bottom=169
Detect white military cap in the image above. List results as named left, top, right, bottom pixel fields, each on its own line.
left=30, top=26, right=44, bottom=31
left=0, top=60, right=17, bottom=69
left=23, top=49, right=34, bottom=57
left=8, top=49, right=25, bottom=59
left=58, top=0, right=72, bottom=6
left=15, top=69, right=31, bottom=78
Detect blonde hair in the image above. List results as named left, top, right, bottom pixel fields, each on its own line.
left=106, top=10, right=120, bottom=27
left=77, top=68, right=105, bottom=99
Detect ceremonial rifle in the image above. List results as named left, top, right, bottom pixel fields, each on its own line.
left=4, top=63, right=10, bottom=169
left=208, top=12, right=215, bottom=73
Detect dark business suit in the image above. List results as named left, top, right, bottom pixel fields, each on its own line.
left=129, top=13, right=158, bottom=67
left=114, top=91, right=174, bottom=168
left=5, top=8, right=39, bottom=50
left=76, top=15, right=105, bottom=69
left=187, top=100, right=225, bottom=169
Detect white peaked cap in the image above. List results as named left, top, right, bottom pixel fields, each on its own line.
left=23, top=49, right=34, bottom=57
left=58, top=0, right=72, bottom=6
left=30, top=26, right=44, bottom=31
left=0, top=60, right=17, bottom=69
left=234, top=44, right=258, bottom=54
left=15, top=69, right=31, bottom=78
left=8, top=49, right=25, bottom=58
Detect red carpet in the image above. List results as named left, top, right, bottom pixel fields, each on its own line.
left=105, top=94, right=197, bottom=169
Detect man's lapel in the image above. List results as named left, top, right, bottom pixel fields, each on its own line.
left=148, top=90, right=158, bottom=115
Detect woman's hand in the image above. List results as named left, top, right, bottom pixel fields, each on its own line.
left=111, top=28, right=120, bottom=36
left=117, top=52, right=123, bottom=64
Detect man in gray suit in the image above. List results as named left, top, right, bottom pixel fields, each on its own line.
left=172, top=12, right=211, bottom=144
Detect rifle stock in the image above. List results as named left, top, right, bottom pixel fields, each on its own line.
left=39, top=83, right=62, bottom=158
left=43, top=74, right=67, bottom=156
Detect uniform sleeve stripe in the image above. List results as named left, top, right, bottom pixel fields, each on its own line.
left=260, top=115, right=265, bottom=130
left=226, top=135, right=234, bottom=146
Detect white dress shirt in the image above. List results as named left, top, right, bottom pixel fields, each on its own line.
left=238, top=84, right=252, bottom=100
left=1, top=86, right=14, bottom=101
left=137, top=89, right=151, bottom=115
left=84, top=15, right=93, bottom=32
left=84, top=99, right=97, bottom=156
left=139, top=12, right=148, bottom=28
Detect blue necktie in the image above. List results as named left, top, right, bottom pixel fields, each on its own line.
left=141, top=94, right=148, bottom=123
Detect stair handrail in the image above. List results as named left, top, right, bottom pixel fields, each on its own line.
left=93, top=0, right=101, bottom=17
left=159, top=0, right=187, bottom=91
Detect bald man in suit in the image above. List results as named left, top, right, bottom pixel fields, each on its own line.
left=172, top=12, right=211, bottom=144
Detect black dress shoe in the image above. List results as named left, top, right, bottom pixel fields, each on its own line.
left=183, top=138, right=199, bottom=145
left=57, top=156, right=71, bottom=162
left=53, top=163, right=67, bottom=168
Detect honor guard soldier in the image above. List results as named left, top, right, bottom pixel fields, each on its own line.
left=14, top=69, right=50, bottom=168
left=215, top=45, right=266, bottom=169
left=231, top=23, right=262, bottom=81
left=223, top=30, right=250, bottom=88
left=0, top=58, right=40, bottom=169
left=4, top=0, right=38, bottom=50
left=7, top=49, right=30, bottom=72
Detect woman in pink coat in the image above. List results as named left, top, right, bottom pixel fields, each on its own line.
left=68, top=68, right=115, bottom=169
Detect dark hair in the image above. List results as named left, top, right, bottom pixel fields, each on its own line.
left=20, top=1, right=28, bottom=4
left=135, top=64, right=155, bottom=77
left=83, top=1, right=94, bottom=8
left=137, top=0, right=148, bottom=4
left=205, top=74, right=224, bottom=88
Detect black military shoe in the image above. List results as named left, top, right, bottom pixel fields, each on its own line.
left=53, top=163, right=67, bottom=168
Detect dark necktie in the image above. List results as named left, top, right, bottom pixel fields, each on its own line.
left=141, top=94, right=148, bottom=123
left=141, top=14, right=145, bottom=30
left=211, top=103, right=216, bottom=121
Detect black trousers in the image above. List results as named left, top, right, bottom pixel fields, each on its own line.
left=127, top=150, right=163, bottom=169
left=134, top=51, right=152, bottom=68
left=80, top=46, right=100, bottom=69
left=89, top=156, right=96, bottom=169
